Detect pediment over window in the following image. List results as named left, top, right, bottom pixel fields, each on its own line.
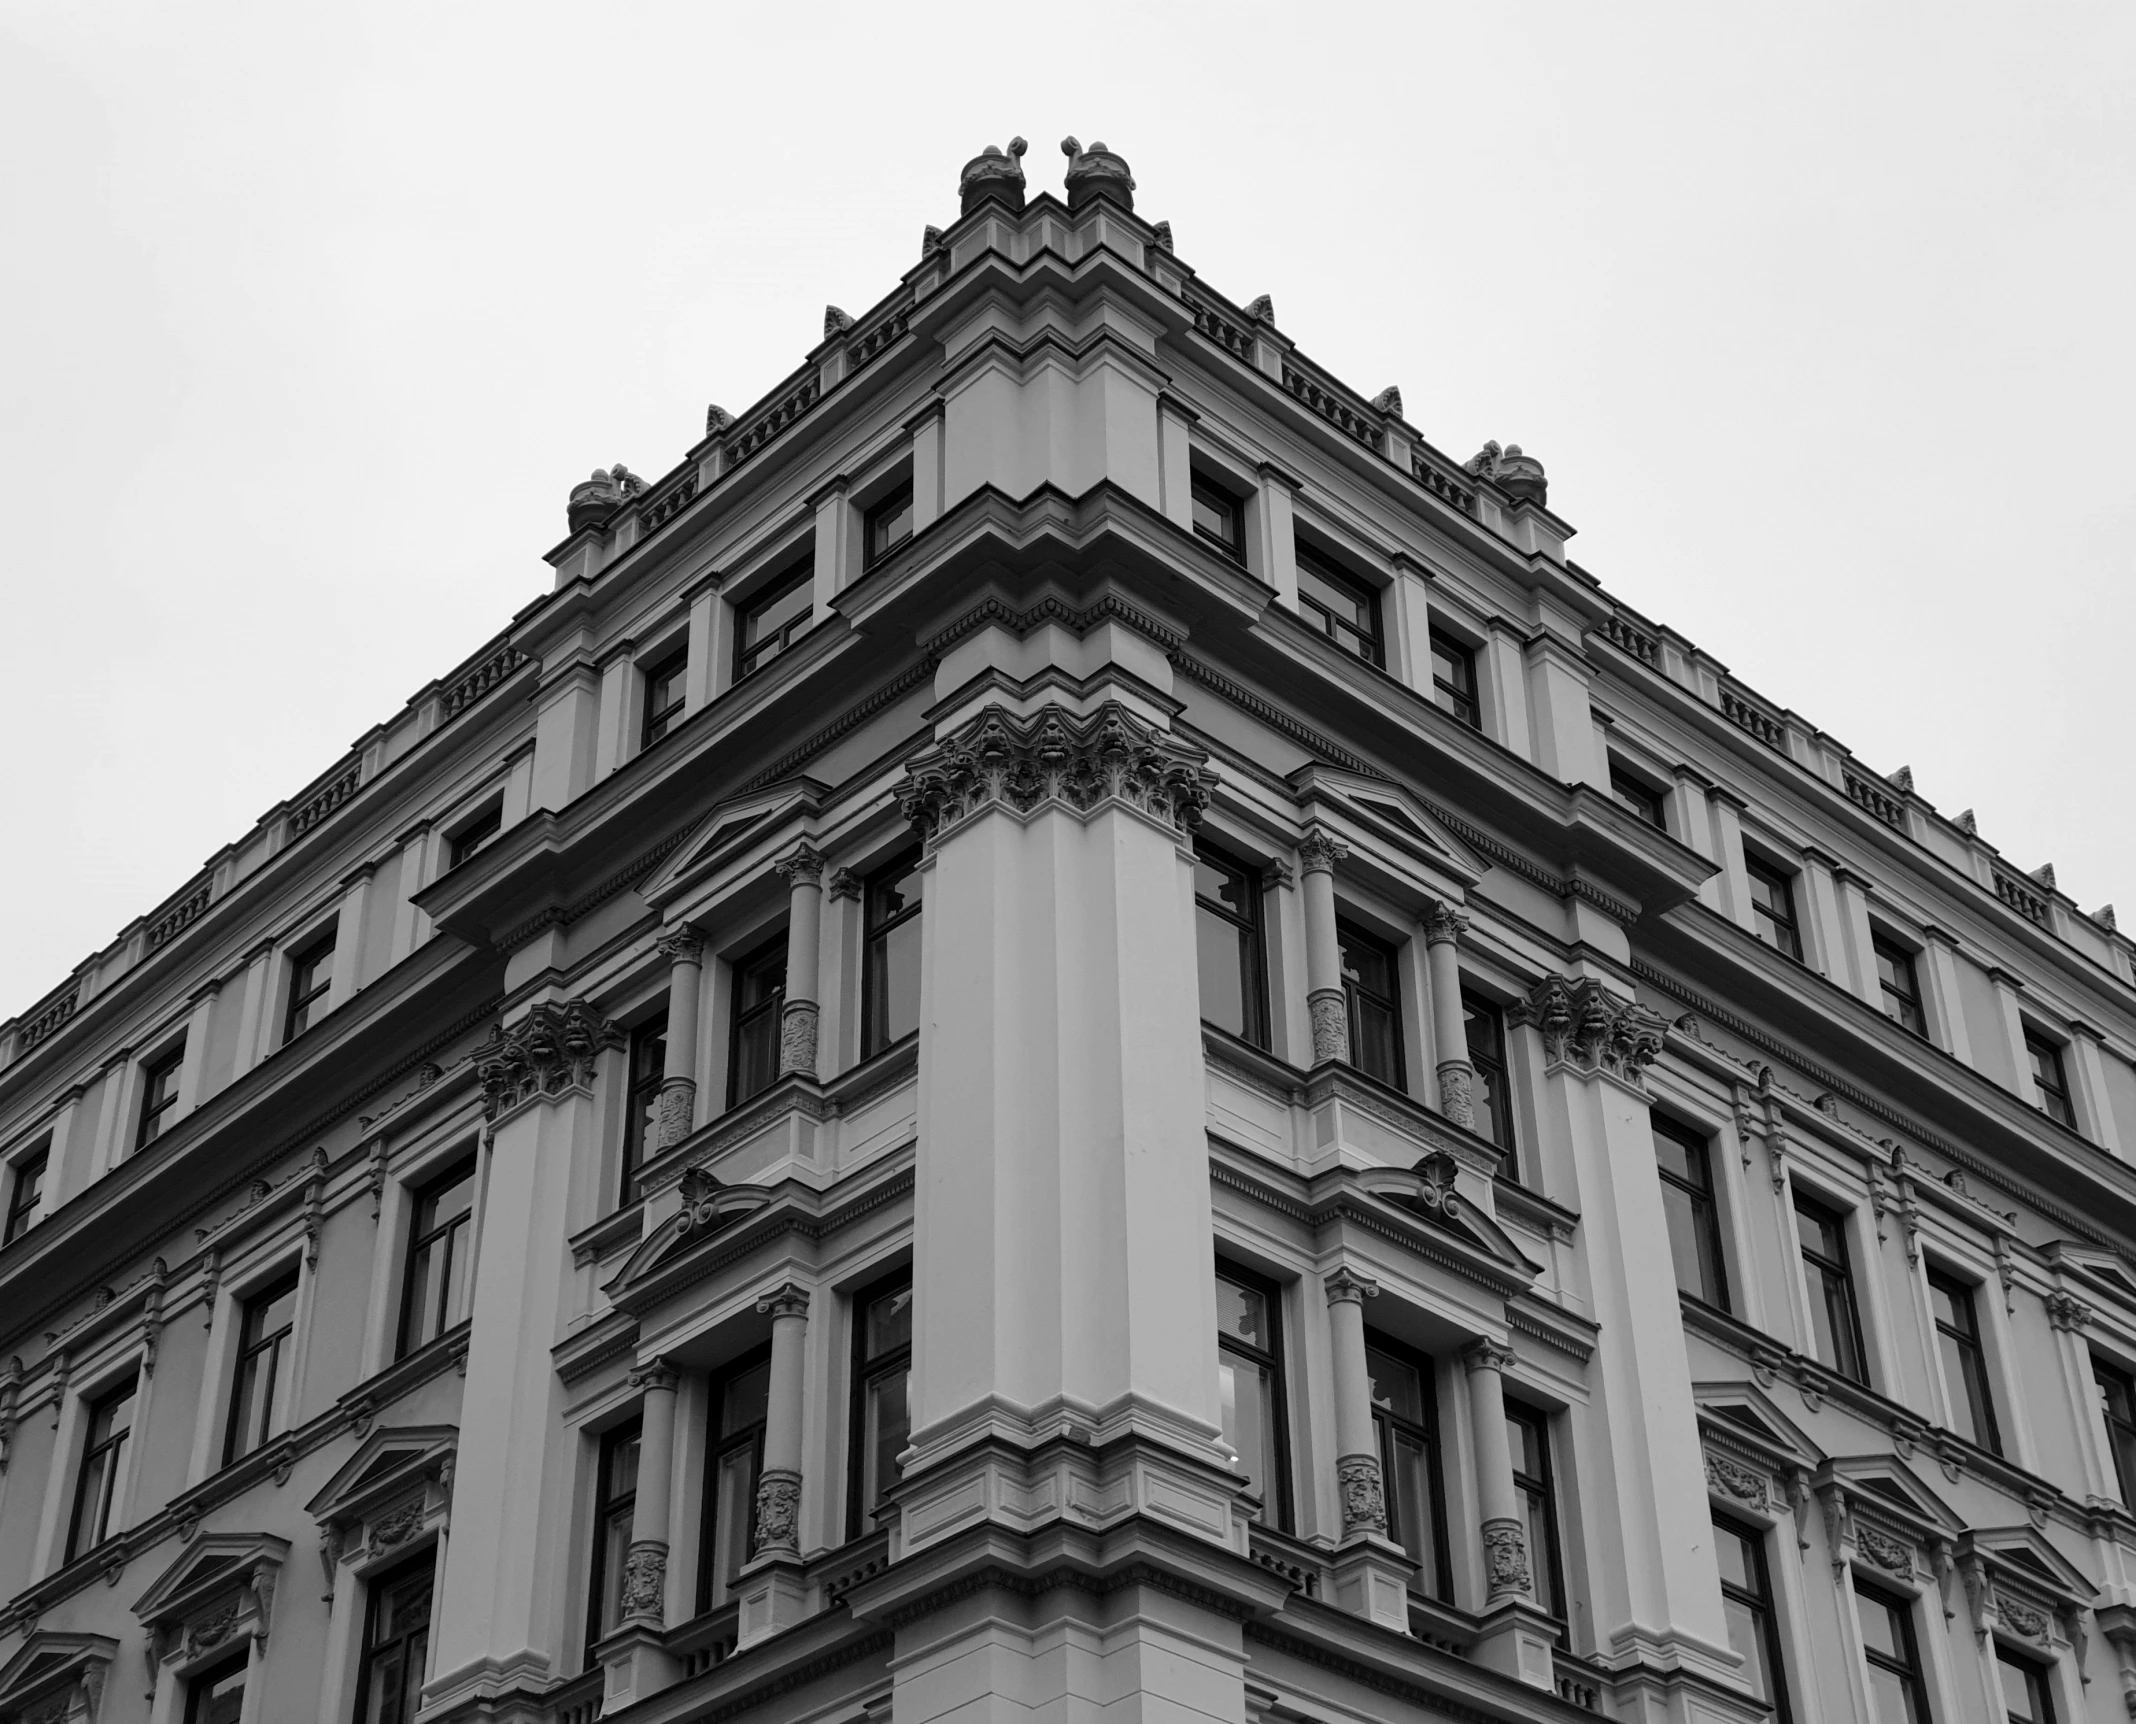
left=607, top=1170, right=775, bottom=1298
left=1953, top=1527, right=2096, bottom=1652
left=1351, top=1154, right=1543, bottom=1286
left=638, top=780, right=832, bottom=909
left=1287, top=764, right=1488, bottom=891
left=1811, top=1456, right=1963, bottom=1588
left=0, top=1633, right=117, bottom=1724
left=1695, top=1382, right=1824, bottom=1523
left=305, top=1425, right=456, bottom=1579
left=131, top=1532, right=289, bottom=1672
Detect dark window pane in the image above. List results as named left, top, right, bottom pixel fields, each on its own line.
left=1192, top=477, right=1242, bottom=556
left=447, top=803, right=502, bottom=869
left=1338, top=920, right=1404, bottom=1086
left=398, top=1158, right=476, bottom=1359
left=586, top=1423, right=640, bottom=1655
left=2026, top=1033, right=2076, bottom=1128
left=68, top=1376, right=138, bottom=1560
left=185, top=1656, right=248, bottom=1724
left=1429, top=629, right=1479, bottom=727
left=1462, top=993, right=1517, bottom=1173
left=1873, top=935, right=1926, bottom=1036
left=730, top=940, right=788, bottom=1106
left=358, top=1562, right=433, bottom=1724
left=1654, top=1117, right=1728, bottom=1310
left=1928, top=1270, right=1999, bottom=1454
left=1296, top=550, right=1383, bottom=666
left=621, top=1009, right=669, bottom=1202
left=642, top=650, right=687, bottom=747
left=1506, top=1403, right=1563, bottom=1618
left=2000, top=1651, right=2053, bottom=1724
left=865, top=485, right=914, bottom=565
left=1216, top=1268, right=1289, bottom=1530
left=864, top=850, right=925, bottom=1057
left=1610, top=767, right=1667, bottom=829
left=4, top=1145, right=48, bottom=1244
left=1193, top=847, right=1266, bottom=1048
left=2096, top=1357, right=2136, bottom=1507
left=1856, top=1585, right=1929, bottom=1724
left=225, top=1271, right=300, bottom=1464
left=736, top=563, right=814, bottom=678
left=850, top=1278, right=913, bottom=1535
left=1746, top=859, right=1803, bottom=961
left=137, top=1044, right=187, bottom=1149
left=287, top=933, right=337, bottom=1041
left=1367, top=1340, right=1448, bottom=1598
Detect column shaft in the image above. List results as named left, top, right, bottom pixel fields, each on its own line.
left=1425, top=904, right=1474, bottom=1127
left=655, top=928, right=703, bottom=1152
left=1462, top=1342, right=1529, bottom=1601
left=1324, top=1270, right=1384, bottom=1538
left=775, top=845, right=826, bottom=1079
left=1299, top=827, right=1349, bottom=1064
left=753, top=1285, right=810, bottom=1555
left=622, top=1365, right=678, bottom=1626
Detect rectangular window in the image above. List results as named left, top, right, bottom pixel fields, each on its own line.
left=1337, top=919, right=1404, bottom=1087
left=1463, top=992, right=1518, bottom=1176
left=2095, top=1356, right=2136, bottom=1507
left=1295, top=548, right=1384, bottom=667
left=3, top=1143, right=48, bottom=1244
left=1429, top=629, right=1479, bottom=728
left=1715, top=1514, right=1792, bottom=1724
left=285, top=930, right=337, bottom=1042
left=1796, top=1193, right=1868, bottom=1384
left=1746, top=857, right=1803, bottom=961
left=1874, top=935, right=1926, bottom=1036
left=697, top=1353, right=771, bottom=1613
left=735, top=561, right=814, bottom=680
left=136, top=1043, right=186, bottom=1150
left=641, top=649, right=687, bottom=748
left=1216, top=1265, right=1290, bottom=1529
left=224, top=1270, right=300, bottom=1466
left=2026, top=1031, right=2076, bottom=1129
left=183, top=1653, right=247, bottom=1724
left=621, top=1009, right=668, bottom=1204
left=1609, top=766, right=1668, bottom=829
left=863, top=848, right=924, bottom=1058
left=1367, top=1339, right=1449, bottom=1599
left=1999, top=1648, right=2056, bottom=1724
left=728, top=937, right=787, bottom=1108
left=1856, top=1582, right=1931, bottom=1724
left=864, top=483, right=914, bottom=566
left=1655, top=1115, right=1730, bottom=1311
left=585, top=1419, right=641, bottom=1657
left=354, top=1557, right=432, bottom=1724
left=67, top=1374, right=138, bottom=1561
left=1507, top=1400, right=1565, bottom=1619
left=848, top=1275, right=912, bottom=1537
left=1194, top=845, right=1268, bottom=1049
left=1191, top=475, right=1244, bottom=560
left=397, top=1156, right=476, bottom=1360
left=1927, top=1269, right=2000, bottom=1454
left=447, top=802, right=502, bottom=870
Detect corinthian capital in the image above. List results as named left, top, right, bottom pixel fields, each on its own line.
left=773, top=842, right=827, bottom=887
left=1297, top=824, right=1349, bottom=875
left=474, top=1000, right=624, bottom=1121
left=1324, top=1266, right=1380, bottom=1306
left=1509, top=974, right=1669, bottom=1091
left=656, top=924, right=704, bottom=965
left=1424, top=901, right=1469, bottom=945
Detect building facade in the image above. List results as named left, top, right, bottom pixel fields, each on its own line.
left=3, top=135, right=2136, bottom=1724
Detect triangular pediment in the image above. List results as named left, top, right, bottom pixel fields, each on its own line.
left=132, top=1534, right=289, bottom=1627
left=1694, top=1381, right=1824, bottom=1470
left=1288, top=764, right=1486, bottom=891
left=638, top=780, right=832, bottom=907
left=306, top=1425, right=456, bottom=1526
left=0, top=1633, right=118, bottom=1712
left=1816, top=1455, right=1964, bottom=1537
left=1957, top=1526, right=2097, bottom=1603
left=2043, top=1240, right=2136, bottom=1302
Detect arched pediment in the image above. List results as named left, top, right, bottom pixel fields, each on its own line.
left=1354, top=1153, right=1543, bottom=1283
left=608, top=1170, right=775, bottom=1294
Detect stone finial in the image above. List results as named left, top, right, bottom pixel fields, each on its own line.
left=1151, top=219, right=1175, bottom=253
left=921, top=224, right=945, bottom=257
left=958, top=136, right=1028, bottom=215
left=2095, top=904, right=2117, bottom=932
left=1469, top=440, right=1547, bottom=506
left=1243, top=294, right=1275, bottom=323
left=2030, top=862, right=2058, bottom=892
left=1060, top=136, right=1136, bottom=211
left=1955, top=808, right=1979, bottom=836
left=705, top=403, right=735, bottom=437
left=824, top=305, right=855, bottom=338
left=1371, top=386, right=1404, bottom=417
left=567, top=468, right=623, bottom=534
left=1892, top=765, right=1916, bottom=794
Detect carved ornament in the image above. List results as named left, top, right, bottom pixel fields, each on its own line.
left=1335, top=1455, right=1387, bottom=1535
left=367, top=1497, right=426, bottom=1558
left=754, top=1471, right=802, bottom=1555
left=778, top=1001, right=819, bottom=1080
left=2046, top=1291, right=2093, bottom=1333
left=1424, top=902, right=1468, bottom=945
left=772, top=844, right=826, bottom=888
left=1509, top=975, right=1669, bottom=1090
left=474, top=1001, right=623, bottom=1121
left=1481, top=1516, right=1532, bottom=1597
left=619, top=1541, right=667, bottom=1619
left=1296, top=826, right=1348, bottom=875
left=656, top=926, right=704, bottom=965
left=958, top=137, right=1027, bottom=215
left=1437, top=1064, right=1476, bottom=1130
left=1323, top=1267, right=1379, bottom=1307
left=1308, top=990, right=1348, bottom=1064
left=1704, top=1451, right=1768, bottom=1511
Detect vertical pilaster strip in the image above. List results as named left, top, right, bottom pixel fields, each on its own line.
left=774, top=846, right=826, bottom=1079
left=1298, top=827, right=1348, bottom=1065
left=654, top=928, right=704, bottom=1151
left=1425, top=904, right=1475, bottom=1127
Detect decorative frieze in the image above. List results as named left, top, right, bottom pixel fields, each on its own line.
left=1704, top=1450, right=1769, bottom=1512
left=898, top=702, right=1217, bottom=844
left=1510, top=975, right=1669, bottom=1091
left=474, top=1001, right=623, bottom=1121
left=778, top=1002, right=819, bottom=1080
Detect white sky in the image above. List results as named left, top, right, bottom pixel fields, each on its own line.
left=2, top=1, right=2130, bottom=1019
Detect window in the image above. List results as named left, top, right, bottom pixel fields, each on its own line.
left=3, top=1143, right=47, bottom=1244
left=1295, top=548, right=1383, bottom=666
left=2094, top=1357, right=2136, bottom=1507
left=67, top=1374, right=138, bottom=1561
left=1367, top=1339, right=1449, bottom=1599
left=728, top=937, right=787, bottom=1107
left=1191, top=474, right=1244, bottom=560
left=848, top=1275, right=912, bottom=1536
left=1463, top=992, right=1518, bottom=1174
left=864, top=483, right=914, bottom=566
left=1746, top=856, right=1803, bottom=961
left=863, top=848, right=924, bottom=1058
left=447, top=803, right=502, bottom=869
left=641, top=648, right=687, bottom=748
left=2026, top=1031, right=2076, bottom=1129
left=1193, top=845, right=1268, bottom=1049
left=397, top=1157, right=476, bottom=1359
left=735, top=561, right=813, bottom=679
left=224, top=1270, right=299, bottom=1465
left=698, top=1353, right=770, bottom=1613
left=354, top=1557, right=432, bottom=1724
left=1609, top=766, right=1667, bottom=829
left=585, top=1419, right=641, bottom=1656
left=1855, top=1582, right=1931, bottom=1724
left=1215, top=1265, right=1290, bottom=1528
left=1715, top=1514, right=1792, bottom=1724
left=1874, top=935, right=1926, bottom=1036
left=1927, top=1269, right=2000, bottom=1454
left=1655, top=1116, right=1730, bottom=1311
left=621, top=1009, right=668, bottom=1203
left=1506, top=1401, right=1564, bottom=1618
left=137, top=1043, right=186, bottom=1150
left=1337, top=919, right=1403, bottom=1087
left=1796, top=1193, right=1868, bottom=1384
left=286, top=930, right=337, bottom=1042
left=1429, top=629, right=1479, bottom=728
left=1999, top=1648, right=2056, bottom=1724
left=183, top=1653, right=247, bottom=1724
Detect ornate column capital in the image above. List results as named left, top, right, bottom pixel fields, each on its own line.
left=1461, top=1337, right=1515, bottom=1377
left=773, top=843, right=827, bottom=888
left=755, top=1282, right=812, bottom=1322
left=898, top=701, right=1217, bottom=844
left=656, top=925, right=704, bottom=965
left=1508, top=973, right=1669, bottom=1092
left=474, top=1000, right=624, bottom=1122
left=1297, top=824, right=1349, bottom=875
left=1424, top=901, right=1469, bottom=945
left=629, top=1359, right=679, bottom=1395
left=826, top=867, right=862, bottom=902
left=2046, top=1290, right=2095, bottom=1334
left=1324, top=1266, right=1380, bottom=1307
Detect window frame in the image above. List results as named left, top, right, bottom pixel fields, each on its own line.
left=1365, top=1331, right=1451, bottom=1601
left=863, top=482, right=915, bottom=567
left=3, top=1141, right=48, bottom=1244
left=1795, top=1190, right=1869, bottom=1385
left=1926, top=1266, right=2001, bottom=1455
left=1854, top=1579, right=1933, bottom=1724
left=1462, top=990, right=1519, bottom=1177
left=1997, top=1645, right=2057, bottom=1724
left=1190, top=473, right=1246, bottom=562
left=285, top=928, right=337, bottom=1043
left=1506, top=1398, right=1566, bottom=1621
left=1428, top=627, right=1480, bottom=729
left=136, top=1042, right=187, bottom=1151
left=1872, top=933, right=1927, bottom=1037
left=1745, top=854, right=1804, bottom=962
left=1192, top=842, right=1270, bottom=1050
left=734, top=559, right=814, bottom=681
left=640, top=647, right=688, bottom=749
left=67, top=1371, right=140, bottom=1563
left=446, top=801, right=502, bottom=870
left=181, top=1649, right=249, bottom=1724
left=352, top=1552, right=434, bottom=1724
left=1214, top=1260, right=1294, bottom=1532
left=2025, top=1030, right=2076, bottom=1129
left=861, top=846, right=925, bottom=1060
left=1294, top=544, right=1385, bottom=668
left=1608, top=764, right=1668, bottom=829
left=2094, top=1354, right=2136, bottom=1507
left=1336, top=916, right=1405, bottom=1088
left=584, top=1417, right=642, bottom=1659
left=1714, top=1511, right=1793, bottom=1724
left=1654, top=1113, right=1731, bottom=1312
left=223, top=1266, right=301, bottom=1467
left=696, top=1345, right=773, bottom=1615
left=727, top=934, right=788, bottom=1109
left=620, top=1008, right=669, bottom=1206
left=846, top=1269, right=914, bottom=1540
left=396, top=1153, right=477, bottom=1361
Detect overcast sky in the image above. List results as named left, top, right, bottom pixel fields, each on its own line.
left=1, top=1, right=2130, bottom=1019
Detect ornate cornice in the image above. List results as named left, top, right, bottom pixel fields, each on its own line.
left=473, top=1000, right=623, bottom=1122
left=899, top=702, right=1216, bottom=845
left=1509, top=975, right=1668, bottom=1092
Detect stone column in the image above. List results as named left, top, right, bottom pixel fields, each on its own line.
left=1325, top=1268, right=1412, bottom=1631
left=736, top=1281, right=812, bottom=1647
left=653, top=927, right=703, bottom=1152
left=1463, top=1339, right=1556, bottom=1688
left=1299, top=826, right=1349, bottom=1064
left=773, top=844, right=826, bottom=1080
left=1424, top=903, right=1475, bottom=1127
left=623, top=1361, right=679, bottom=1625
